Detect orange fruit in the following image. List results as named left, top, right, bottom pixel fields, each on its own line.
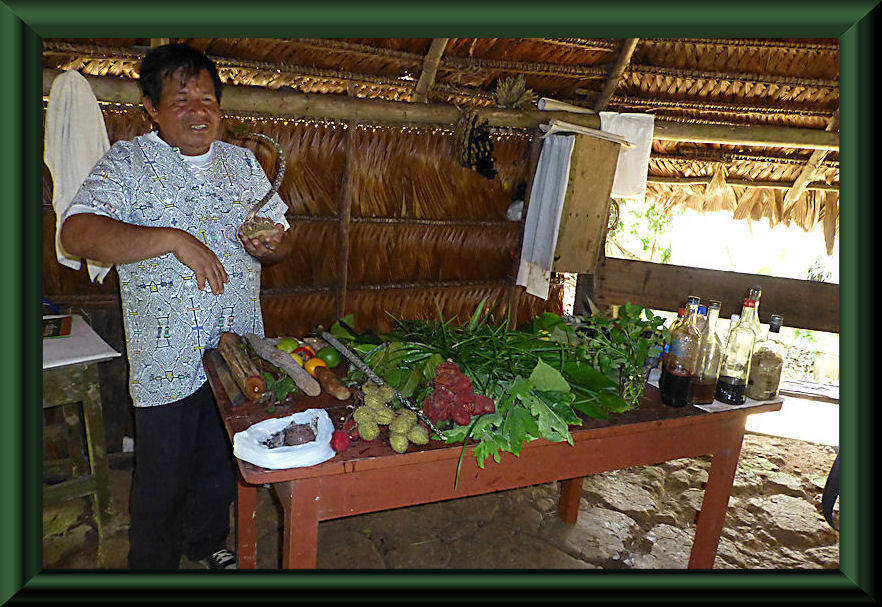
left=304, top=357, right=327, bottom=378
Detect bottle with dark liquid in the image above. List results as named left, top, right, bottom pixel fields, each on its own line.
left=659, top=305, right=687, bottom=396
left=715, top=294, right=760, bottom=405
left=660, top=296, right=701, bottom=407
left=692, top=300, right=723, bottom=404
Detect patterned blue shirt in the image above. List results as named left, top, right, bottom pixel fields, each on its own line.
left=66, top=133, right=289, bottom=407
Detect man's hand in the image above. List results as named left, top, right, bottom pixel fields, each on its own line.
left=237, top=223, right=288, bottom=264
left=172, top=230, right=229, bottom=294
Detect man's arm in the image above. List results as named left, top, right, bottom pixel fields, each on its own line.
left=60, top=213, right=230, bottom=294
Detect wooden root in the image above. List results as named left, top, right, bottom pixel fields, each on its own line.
left=244, top=333, right=322, bottom=397
left=217, top=332, right=266, bottom=400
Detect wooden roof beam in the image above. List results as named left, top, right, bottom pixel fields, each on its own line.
left=594, top=38, right=639, bottom=111
left=42, top=68, right=839, bottom=151
left=412, top=38, right=449, bottom=103
left=784, top=109, right=839, bottom=207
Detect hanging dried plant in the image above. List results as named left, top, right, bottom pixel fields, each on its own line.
left=493, top=75, right=538, bottom=109
left=822, top=192, right=839, bottom=255
left=704, top=166, right=736, bottom=213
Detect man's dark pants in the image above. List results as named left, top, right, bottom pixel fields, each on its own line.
left=128, top=382, right=234, bottom=569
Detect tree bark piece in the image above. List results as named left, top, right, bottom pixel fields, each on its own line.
left=218, top=332, right=266, bottom=400
left=244, top=334, right=322, bottom=397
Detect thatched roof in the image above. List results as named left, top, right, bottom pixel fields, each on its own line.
left=42, top=37, right=839, bottom=253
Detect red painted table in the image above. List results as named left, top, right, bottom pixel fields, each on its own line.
left=203, top=350, right=781, bottom=569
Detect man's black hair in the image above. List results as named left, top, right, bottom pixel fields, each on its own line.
left=139, top=43, right=223, bottom=107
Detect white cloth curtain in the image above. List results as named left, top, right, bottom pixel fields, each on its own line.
left=599, top=112, right=655, bottom=202
left=516, top=133, right=576, bottom=300
left=44, top=70, right=113, bottom=283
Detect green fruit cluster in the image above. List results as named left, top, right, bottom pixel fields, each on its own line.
left=388, top=411, right=429, bottom=453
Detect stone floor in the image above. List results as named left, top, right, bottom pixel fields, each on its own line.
left=42, top=432, right=839, bottom=570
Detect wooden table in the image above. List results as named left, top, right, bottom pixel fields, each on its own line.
left=42, top=316, right=121, bottom=558
left=203, top=350, right=781, bottom=570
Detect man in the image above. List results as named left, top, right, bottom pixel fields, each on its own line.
left=59, top=43, right=292, bottom=570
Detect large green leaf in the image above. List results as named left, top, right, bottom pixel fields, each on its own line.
left=528, top=359, right=570, bottom=392
left=562, top=360, right=618, bottom=392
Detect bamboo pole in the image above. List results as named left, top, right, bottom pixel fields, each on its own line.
left=648, top=176, right=838, bottom=192
left=594, top=38, right=639, bottom=111
left=42, top=68, right=839, bottom=151
left=412, top=38, right=449, bottom=103
left=784, top=110, right=840, bottom=207
left=651, top=120, right=838, bottom=151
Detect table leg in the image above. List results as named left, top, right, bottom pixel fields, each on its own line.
left=279, top=479, right=320, bottom=569
left=688, top=421, right=745, bottom=569
left=236, top=474, right=258, bottom=569
left=80, top=365, right=112, bottom=530
left=557, top=477, right=583, bottom=524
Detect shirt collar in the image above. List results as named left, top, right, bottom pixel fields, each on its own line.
left=144, top=131, right=215, bottom=167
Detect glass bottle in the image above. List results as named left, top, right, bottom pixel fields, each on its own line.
left=745, top=285, right=762, bottom=336
left=715, top=295, right=760, bottom=405
left=659, top=304, right=686, bottom=395
left=745, top=315, right=785, bottom=400
left=692, top=300, right=723, bottom=404
left=694, top=304, right=708, bottom=337
left=660, top=296, right=702, bottom=407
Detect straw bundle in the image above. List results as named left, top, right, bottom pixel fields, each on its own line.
left=822, top=192, right=839, bottom=254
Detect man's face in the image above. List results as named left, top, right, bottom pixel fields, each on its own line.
left=143, top=68, right=220, bottom=156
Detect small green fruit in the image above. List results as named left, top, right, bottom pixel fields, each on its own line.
left=276, top=337, right=300, bottom=353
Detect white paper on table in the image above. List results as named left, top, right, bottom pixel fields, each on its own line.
left=646, top=368, right=778, bottom=412
left=42, top=315, right=121, bottom=370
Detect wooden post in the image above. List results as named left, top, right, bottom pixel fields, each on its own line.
left=336, top=122, right=356, bottom=320
left=594, top=38, right=639, bottom=111
left=412, top=38, right=449, bottom=103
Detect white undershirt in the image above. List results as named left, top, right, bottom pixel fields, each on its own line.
left=145, top=130, right=213, bottom=172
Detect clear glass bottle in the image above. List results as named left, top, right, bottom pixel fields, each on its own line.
left=745, top=285, right=762, bottom=336
left=660, top=296, right=702, bottom=407
left=745, top=315, right=785, bottom=400
left=715, top=295, right=760, bottom=405
left=692, top=300, right=723, bottom=404
left=694, top=304, right=708, bottom=337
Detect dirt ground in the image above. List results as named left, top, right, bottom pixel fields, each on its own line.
left=42, top=431, right=838, bottom=571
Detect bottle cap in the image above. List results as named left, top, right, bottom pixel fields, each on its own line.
left=769, top=315, right=783, bottom=331
left=686, top=295, right=700, bottom=305
left=708, top=300, right=721, bottom=309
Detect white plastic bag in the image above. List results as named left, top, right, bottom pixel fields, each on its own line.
left=232, top=409, right=335, bottom=469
